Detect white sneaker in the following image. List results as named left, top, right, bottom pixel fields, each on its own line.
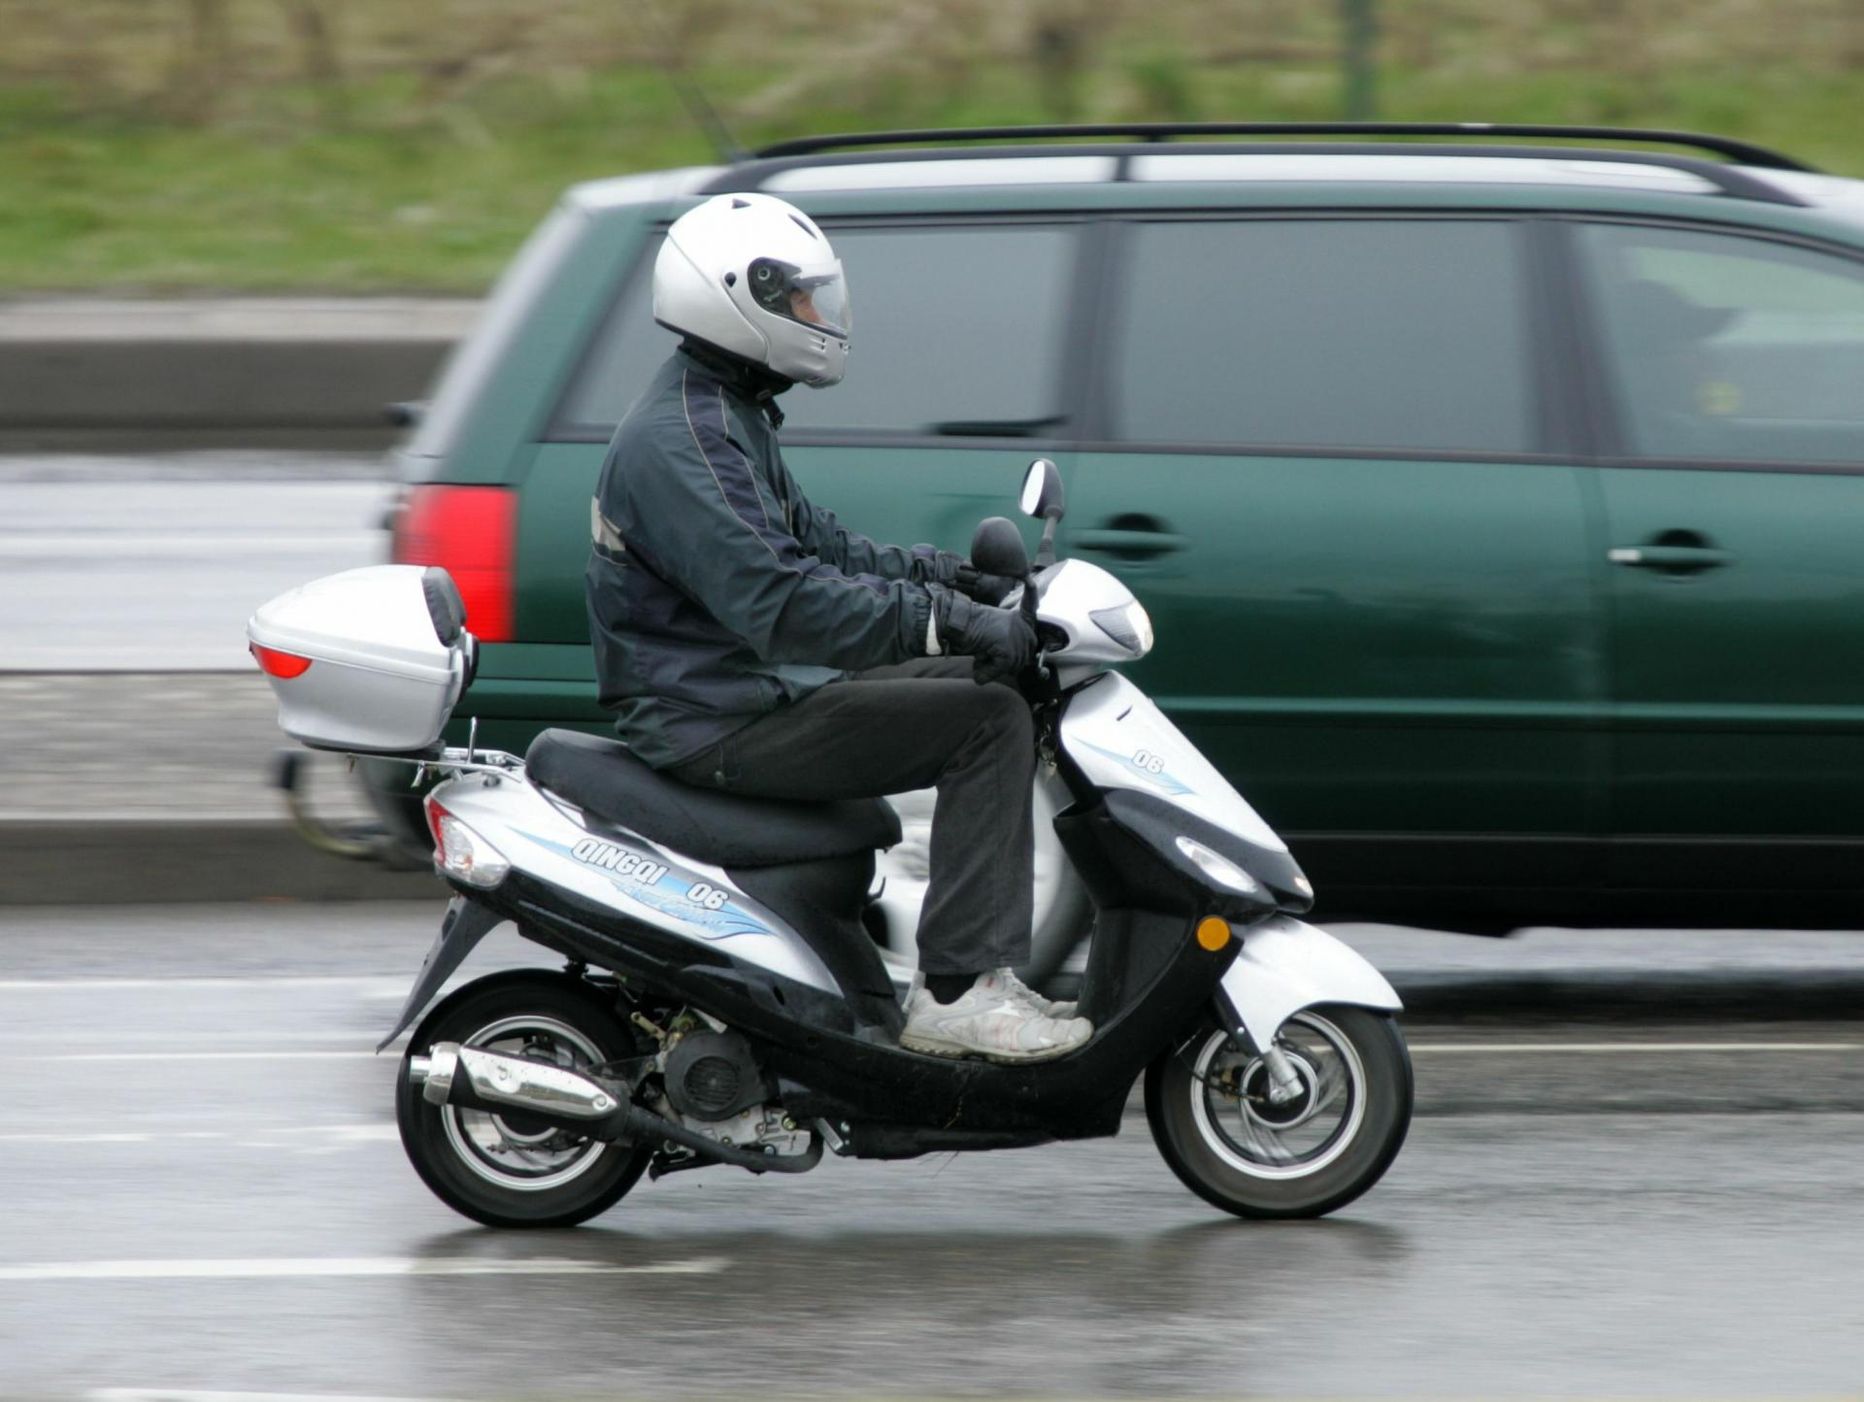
left=900, top=971, right=1091, bottom=1063
left=997, top=967, right=1082, bottom=1023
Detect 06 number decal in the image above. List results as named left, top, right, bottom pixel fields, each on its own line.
left=685, top=882, right=730, bottom=912
left=1132, top=749, right=1166, bottom=775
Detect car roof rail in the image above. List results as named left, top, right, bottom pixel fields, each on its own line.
left=750, top=122, right=1816, bottom=173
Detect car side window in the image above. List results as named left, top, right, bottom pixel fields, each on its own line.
left=552, top=222, right=1077, bottom=439
left=1577, top=222, right=1864, bottom=465
left=1109, top=218, right=1534, bottom=454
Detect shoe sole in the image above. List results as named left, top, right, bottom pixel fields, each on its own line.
left=898, top=1030, right=1086, bottom=1064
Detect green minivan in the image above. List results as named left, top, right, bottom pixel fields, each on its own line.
left=384, top=122, right=1864, bottom=932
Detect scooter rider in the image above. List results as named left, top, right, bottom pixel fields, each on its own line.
left=584, top=192, right=1091, bottom=1062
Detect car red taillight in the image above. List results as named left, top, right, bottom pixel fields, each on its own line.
left=393, top=485, right=516, bottom=642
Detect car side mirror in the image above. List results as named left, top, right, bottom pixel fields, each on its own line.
left=1020, top=458, right=1065, bottom=523
left=970, top=516, right=1031, bottom=581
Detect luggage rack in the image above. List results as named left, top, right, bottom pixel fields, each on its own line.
left=367, top=720, right=525, bottom=785
left=736, top=122, right=1816, bottom=207
left=751, top=122, right=1813, bottom=170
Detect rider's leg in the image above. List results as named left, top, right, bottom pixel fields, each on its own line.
left=666, top=661, right=1086, bottom=1059
left=670, top=658, right=1033, bottom=971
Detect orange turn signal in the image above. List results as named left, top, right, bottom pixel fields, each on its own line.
left=1195, top=916, right=1231, bottom=951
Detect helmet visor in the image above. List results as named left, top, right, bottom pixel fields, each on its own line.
left=748, top=257, right=850, bottom=339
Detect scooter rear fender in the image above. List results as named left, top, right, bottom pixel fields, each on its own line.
left=1216, top=916, right=1402, bottom=1052
left=377, top=896, right=501, bottom=1052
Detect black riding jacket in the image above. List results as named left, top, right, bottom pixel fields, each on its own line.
left=585, top=346, right=960, bottom=768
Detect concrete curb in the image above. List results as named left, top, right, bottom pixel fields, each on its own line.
left=0, top=298, right=476, bottom=449
left=1392, top=969, right=1864, bottom=1021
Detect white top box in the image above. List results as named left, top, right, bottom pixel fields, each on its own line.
left=248, top=565, right=473, bottom=754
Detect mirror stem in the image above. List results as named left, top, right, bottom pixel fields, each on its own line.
left=1034, top=513, right=1060, bottom=569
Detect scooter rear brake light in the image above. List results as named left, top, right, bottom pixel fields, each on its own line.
left=424, top=795, right=450, bottom=853
left=250, top=644, right=313, bottom=679
left=424, top=797, right=510, bottom=889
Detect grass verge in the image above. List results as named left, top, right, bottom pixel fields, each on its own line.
left=4, top=63, right=1863, bottom=295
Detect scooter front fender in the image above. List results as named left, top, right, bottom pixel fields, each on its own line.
left=1216, top=915, right=1402, bottom=1051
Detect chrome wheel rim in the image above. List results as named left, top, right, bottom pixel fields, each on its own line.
left=440, top=1014, right=611, bottom=1192
left=1187, top=1012, right=1366, bottom=1181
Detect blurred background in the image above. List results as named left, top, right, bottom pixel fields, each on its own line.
left=3, top=0, right=1864, bottom=293
left=13, top=0, right=1861, bottom=890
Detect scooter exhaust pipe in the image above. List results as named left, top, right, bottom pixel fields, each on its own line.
left=408, top=1043, right=820, bottom=1175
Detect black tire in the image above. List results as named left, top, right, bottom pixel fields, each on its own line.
left=396, top=972, right=653, bottom=1228
left=1145, top=1005, right=1412, bottom=1220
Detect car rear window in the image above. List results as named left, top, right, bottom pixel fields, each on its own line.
left=1577, top=222, right=1864, bottom=465
left=551, top=222, right=1077, bottom=440
left=1108, top=218, right=1534, bottom=455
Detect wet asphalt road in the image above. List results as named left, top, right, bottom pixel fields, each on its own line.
left=1, top=904, right=1860, bottom=1398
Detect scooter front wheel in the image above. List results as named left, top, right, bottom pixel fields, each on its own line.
left=1145, top=1005, right=1412, bottom=1219
left=396, top=973, right=653, bottom=1228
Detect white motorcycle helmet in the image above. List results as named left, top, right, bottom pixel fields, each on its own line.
left=653, top=192, right=850, bottom=388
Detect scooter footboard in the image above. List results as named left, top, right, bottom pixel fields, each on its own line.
left=1217, top=916, right=1402, bottom=1052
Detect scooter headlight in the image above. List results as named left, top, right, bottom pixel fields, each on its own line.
left=1175, top=835, right=1261, bottom=896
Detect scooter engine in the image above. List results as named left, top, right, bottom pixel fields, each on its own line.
left=663, top=1028, right=767, bottom=1122
left=649, top=1023, right=809, bottom=1162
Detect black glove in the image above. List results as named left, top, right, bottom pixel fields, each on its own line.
left=953, top=561, right=1019, bottom=607
left=932, top=588, right=1037, bottom=686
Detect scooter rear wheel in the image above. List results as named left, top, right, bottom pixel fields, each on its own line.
left=1145, top=1005, right=1412, bottom=1219
left=396, top=973, right=653, bottom=1228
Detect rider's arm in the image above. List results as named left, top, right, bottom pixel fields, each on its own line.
left=623, top=380, right=935, bottom=667
left=779, top=459, right=965, bottom=587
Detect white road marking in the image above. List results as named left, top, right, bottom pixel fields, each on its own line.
left=20, top=1030, right=379, bottom=1043
left=0, top=1040, right=1854, bottom=1068
left=0, top=1051, right=380, bottom=1063
left=93, top=1393, right=476, bottom=1402
left=0, top=1132, right=154, bottom=1144
left=0, top=1123, right=399, bottom=1146
left=0, top=977, right=403, bottom=992
left=1, top=1255, right=728, bottom=1283
left=1409, top=1040, right=1859, bottom=1054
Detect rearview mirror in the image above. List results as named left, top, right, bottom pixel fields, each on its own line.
left=970, top=516, right=1031, bottom=581
left=1020, top=458, right=1065, bottom=522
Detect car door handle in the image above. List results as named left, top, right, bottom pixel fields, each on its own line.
left=1074, top=528, right=1187, bottom=558
left=1607, top=544, right=1732, bottom=574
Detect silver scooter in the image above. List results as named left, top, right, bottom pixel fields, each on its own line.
left=249, top=459, right=1412, bottom=1228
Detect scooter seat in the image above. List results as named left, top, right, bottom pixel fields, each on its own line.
left=524, top=728, right=901, bottom=868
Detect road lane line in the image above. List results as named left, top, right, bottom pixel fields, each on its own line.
left=92, top=1392, right=478, bottom=1402
left=0, top=1123, right=399, bottom=1145
left=0, top=1255, right=728, bottom=1283
left=0, top=1131, right=154, bottom=1144
left=93, top=1393, right=476, bottom=1402
left=0, top=1042, right=1855, bottom=1067
left=0, top=977, right=404, bottom=992
left=0, top=1051, right=381, bottom=1063
left=1409, top=1041, right=1860, bottom=1053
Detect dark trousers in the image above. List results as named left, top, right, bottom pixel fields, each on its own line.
left=668, top=658, right=1035, bottom=975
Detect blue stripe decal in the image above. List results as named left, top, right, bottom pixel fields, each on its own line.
left=1078, top=740, right=1194, bottom=797
left=529, top=834, right=774, bottom=940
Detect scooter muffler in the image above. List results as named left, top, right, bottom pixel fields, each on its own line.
left=412, top=1043, right=621, bottom=1119
left=407, top=1042, right=821, bottom=1175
